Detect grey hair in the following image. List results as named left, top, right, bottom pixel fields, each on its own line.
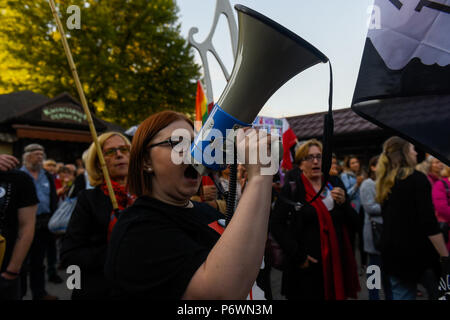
left=22, top=143, right=46, bottom=168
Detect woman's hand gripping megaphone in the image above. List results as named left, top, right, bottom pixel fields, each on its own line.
left=235, top=127, right=282, bottom=178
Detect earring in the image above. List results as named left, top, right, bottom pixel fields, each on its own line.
left=145, top=167, right=153, bottom=173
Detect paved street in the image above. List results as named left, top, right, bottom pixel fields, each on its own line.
left=23, top=246, right=426, bottom=300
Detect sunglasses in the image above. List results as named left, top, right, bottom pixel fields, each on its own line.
left=103, top=145, right=130, bottom=157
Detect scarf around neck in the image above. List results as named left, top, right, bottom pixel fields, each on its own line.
left=301, top=173, right=360, bottom=300
left=100, top=179, right=135, bottom=241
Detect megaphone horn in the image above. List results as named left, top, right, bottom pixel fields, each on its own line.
left=191, top=4, right=329, bottom=175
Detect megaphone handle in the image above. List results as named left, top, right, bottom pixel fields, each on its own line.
left=225, top=144, right=238, bottom=226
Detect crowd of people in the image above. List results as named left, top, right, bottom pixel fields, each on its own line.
left=0, top=111, right=449, bottom=300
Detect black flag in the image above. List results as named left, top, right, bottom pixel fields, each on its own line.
left=352, top=0, right=450, bottom=165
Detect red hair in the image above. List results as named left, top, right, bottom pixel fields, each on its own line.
left=128, top=111, right=193, bottom=196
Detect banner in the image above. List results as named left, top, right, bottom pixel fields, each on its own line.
left=352, top=0, right=450, bottom=165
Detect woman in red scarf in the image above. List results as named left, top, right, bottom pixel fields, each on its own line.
left=271, top=139, right=360, bottom=300
left=60, top=132, right=134, bottom=299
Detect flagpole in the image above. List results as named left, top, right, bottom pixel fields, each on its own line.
left=48, top=0, right=118, bottom=210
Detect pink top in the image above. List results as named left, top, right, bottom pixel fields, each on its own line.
left=432, top=178, right=450, bottom=250
left=433, top=178, right=450, bottom=222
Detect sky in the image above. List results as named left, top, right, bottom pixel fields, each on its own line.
left=176, top=0, right=374, bottom=118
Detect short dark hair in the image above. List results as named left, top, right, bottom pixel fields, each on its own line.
left=128, top=111, right=193, bottom=197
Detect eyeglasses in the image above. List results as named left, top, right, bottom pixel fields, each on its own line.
left=103, top=145, right=130, bottom=157
left=147, top=137, right=189, bottom=150
left=303, top=154, right=322, bottom=162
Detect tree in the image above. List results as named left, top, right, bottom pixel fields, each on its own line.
left=0, top=0, right=200, bottom=127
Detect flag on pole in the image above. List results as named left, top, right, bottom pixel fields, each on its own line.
left=351, top=0, right=450, bottom=165
left=281, top=118, right=298, bottom=171
left=194, top=80, right=215, bottom=186
left=195, top=81, right=208, bottom=131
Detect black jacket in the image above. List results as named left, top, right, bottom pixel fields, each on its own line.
left=380, top=170, right=441, bottom=282
left=270, top=167, right=359, bottom=299
left=45, top=171, right=58, bottom=215
left=60, top=187, right=112, bottom=299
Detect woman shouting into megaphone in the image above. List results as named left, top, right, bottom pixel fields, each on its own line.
left=104, top=110, right=276, bottom=300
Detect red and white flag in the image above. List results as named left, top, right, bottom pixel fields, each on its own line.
left=281, top=118, right=297, bottom=171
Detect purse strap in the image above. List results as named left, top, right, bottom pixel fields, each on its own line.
left=67, top=183, right=76, bottom=198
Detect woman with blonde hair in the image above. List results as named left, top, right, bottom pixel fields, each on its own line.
left=61, top=131, right=134, bottom=299
left=376, top=136, right=449, bottom=300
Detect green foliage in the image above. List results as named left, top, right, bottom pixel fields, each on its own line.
left=0, top=0, right=200, bottom=127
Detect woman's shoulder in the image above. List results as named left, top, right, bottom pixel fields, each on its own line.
left=77, top=186, right=106, bottom=201
left=360, top=178, right=375, bottom=189
left=406, top=170, right=430, bottom=185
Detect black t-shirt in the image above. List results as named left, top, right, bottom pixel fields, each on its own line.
left=0, top=169, right=39, bottom=271
left=105, top=196, right=225, bottom=299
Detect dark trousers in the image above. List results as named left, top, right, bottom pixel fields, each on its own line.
left=256, top=256, right=273, bottom=300
left=356, top=208, right=367, bottom=267
left=0, top=276, right=21, bottom=300
left=26, top=227, right=52, bottom=299
left=46, top=234, right=58, bottom=277
left=368, top=253, right=392, bottom=300
left=285, top=263, right=325, bottom=300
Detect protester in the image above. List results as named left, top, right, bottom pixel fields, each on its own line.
left=270, top=139, right=360, bottom=300
left=75, top=158, right=84, bottom=177
left=238, top=164, right=248, bottom=192
left=60, top=132, right=133, bottom=299
left=360, top=155, right=392, bottom=300
left=43, top=159, right=58, bottom=176
left=259, top=173, right=283, bottom=300
left=340, top=155, right=367, bottom=269
left=44, top=159, right=62, bottom=200
left=55, top=162, right=64, bottom=175
left=432, top=165, right=450, bottom=252
left=341, top=155, right=365, bottom=213
left=427, top=157, right=444, bottom=187
left=190, top=182, right=227, bottom=215
left=329, top=153, right=339, bottom=176
left=56, top=166, right=76, bottom=201
left=219, top=165, right=242, bottom=204
left=376, top=137, right=449, bottom=300
left=104, top=111, right=274, bottom=299
left=0, top=158, right=38, bottom=300
left=48, top=165, right=75, bottom=285
left=20, top=144, right=58, bottom=300
left=70, top=149, right=93, bottom=198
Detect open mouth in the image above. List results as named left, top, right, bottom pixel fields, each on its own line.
left=184, top=165, right=199, bottom=180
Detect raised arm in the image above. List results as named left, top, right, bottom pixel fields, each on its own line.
left=182, top=129, right=275, bottom=299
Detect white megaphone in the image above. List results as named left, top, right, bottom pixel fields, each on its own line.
left=190, top=5, right=329, bottom=175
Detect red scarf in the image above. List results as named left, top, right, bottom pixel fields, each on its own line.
left=100, top=180, right=135, bottom=241
left=301, top=173, right=360, bottom=300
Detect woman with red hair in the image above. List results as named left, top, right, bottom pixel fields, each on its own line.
left=105, top=111, right=275, bottom=299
